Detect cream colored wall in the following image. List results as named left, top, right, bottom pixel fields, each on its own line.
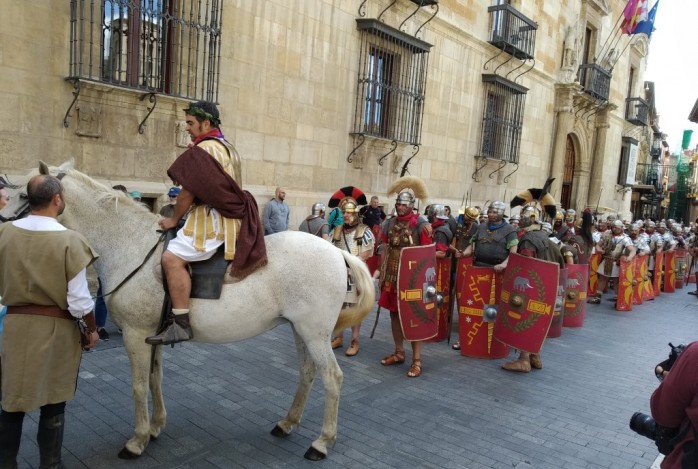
left=0, top=0, right=651, bottom=227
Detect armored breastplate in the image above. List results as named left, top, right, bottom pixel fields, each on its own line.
left=382, top=220, right=417, bottom=286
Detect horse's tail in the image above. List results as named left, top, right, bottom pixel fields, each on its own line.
left=333, top=250, right=375, bottom=335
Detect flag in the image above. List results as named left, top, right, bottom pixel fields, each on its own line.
left=632, top=0, right=659, bottom=37
left=621, top=0, right=649, bottom=34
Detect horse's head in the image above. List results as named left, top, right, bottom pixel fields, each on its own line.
left=35, top=161, right=160, bottom=251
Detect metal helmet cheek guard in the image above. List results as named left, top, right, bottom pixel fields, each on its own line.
left=488, top=201, right=506, bottom=218
left=396, top=191, right=415, bottom=209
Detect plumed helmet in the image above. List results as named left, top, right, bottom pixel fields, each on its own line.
left=488, top=201, right=506, bottom=217
left=311, top=202, right=326, bottom=217
left=462, top=206, right=480, bottom=221
left=428, top=204, right=449, bottom=221
left=339, top=197, right=359, bottom=214
left=396, top=191, right=416, bottom=208
left=329, top=186, right=367, bottom=209
left=387, top=176, right=428, bottom=210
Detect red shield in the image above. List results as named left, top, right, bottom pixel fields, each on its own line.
left=663, top=251, right=676, bottom=293
left=588, top=252, right=601, bottom=297
left=562, top=264, right=588, bottom=327
left=633, top=256, right=643, bottom=305
left=426, top=257, right=452, bottom=342
left=638, top=256, right=654, bottom=301
left=547, top=268, right=567, bottom=338
left=653, top=251, right=664, bottom=297
left=494, top=253, right=559, bottom=354
left=397, top=244, right=438, bottom=341
left=616, top=257, right=634, bottom=311
left=675, top=249, right=687, bottom=289
left=455, top=261, right=508, bottom=358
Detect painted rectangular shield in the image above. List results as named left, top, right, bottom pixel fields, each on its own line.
left=494, top=253, right=559, bottom=354
left=455, top=261, right=508, bottom=358
left=675, top=249, right=687, bottom=289
left=616, top=257, right=634, bottom=311
left=633, top=256, right=644, bottom=305
left=588, top=252, right=601, bottom=297
left=547, top=268, right=567, bottom=338
left=397, top=244, right=438, bottom=341
left=663, top=251, right=676, bottom=293
left=562, top=263, right=588, bottom=328
left=653, top=251, right=664, bottom=297
left=426, top=257, right=452, bottom=343
left=639, top=256, right=654, bottom=302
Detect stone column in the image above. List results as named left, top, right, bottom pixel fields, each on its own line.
left=588, top=107, right=611, bottom=208
left=549, top=84, right=580, bottom=197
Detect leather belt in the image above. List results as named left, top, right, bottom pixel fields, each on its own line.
left=6, top=305, right=73, bottom=320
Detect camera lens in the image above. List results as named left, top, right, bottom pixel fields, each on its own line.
left=629, top=412, right=657, bottom=440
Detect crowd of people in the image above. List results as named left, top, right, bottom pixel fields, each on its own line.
left=1, top=99, right=697, bottom=468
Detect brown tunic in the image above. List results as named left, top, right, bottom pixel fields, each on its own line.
left=0, top=223, right=96, bottom=412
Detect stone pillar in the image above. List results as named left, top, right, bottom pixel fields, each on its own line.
left=589, top=107, right=610, bottom=208
left=549, top=84, right=580, bottom=198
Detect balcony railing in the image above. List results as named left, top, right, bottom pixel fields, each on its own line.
left=635, top=162, right=669, bottom=191
left=577, top=63, right=611, bottom=102
left=487, top=4, right=537, bottom=60
left=625, top=97, right=649, bottom=126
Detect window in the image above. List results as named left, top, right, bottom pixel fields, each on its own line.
left=617, top=137, right=639, bottom=187
left=69, top=0, right=222, bottom=101
left=363, top=48, right=395, bottom=138
left=478, top=74, right=527, bottom=163
left=353, top=19, right=431, bottom=145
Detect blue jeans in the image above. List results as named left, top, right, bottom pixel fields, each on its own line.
left=95, top=278, right=108, bottom=328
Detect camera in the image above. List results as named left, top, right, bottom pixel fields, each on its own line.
left=629, top=342, right=687, bottom=455
left=629, top=412, right=679, bottom=455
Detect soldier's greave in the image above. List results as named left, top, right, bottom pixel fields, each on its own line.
left=0, top=410, right=24, bottom=469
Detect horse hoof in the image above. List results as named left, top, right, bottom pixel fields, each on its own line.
left=118, top=447, right=141, bottom=459
left=270, top=424, right=289, bottom=438
left=150, top=434, right=158, bottom=441
left=304, top=446, right=326, bottom=461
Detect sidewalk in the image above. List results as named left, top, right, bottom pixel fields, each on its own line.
left=12, top=287, right=698, bottom=468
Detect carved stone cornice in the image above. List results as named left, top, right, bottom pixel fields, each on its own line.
left=583, top=0, right=610, bottom=16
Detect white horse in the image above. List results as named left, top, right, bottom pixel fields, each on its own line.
left=37, top=162, right=375, bottom=460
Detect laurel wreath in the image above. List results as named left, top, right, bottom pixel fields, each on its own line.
left=499, top=267, right=545, bottom=333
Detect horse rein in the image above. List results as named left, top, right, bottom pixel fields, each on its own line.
left=94, top=231, right=166, bottom=300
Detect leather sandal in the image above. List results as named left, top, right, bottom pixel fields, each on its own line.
left=381, top=350, right=405, bottom=366
left=407, top=360, right=422, bottom=378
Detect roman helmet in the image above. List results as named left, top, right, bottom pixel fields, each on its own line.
left=462, top=206, right=480, bottom=222
left=611, top=219, right=624, bottom=234
left=519, top=204, right=540, bottom=228
left=565, top=209, right=576, bottom=223
left=328, top=186, right=367, bottom=228
left=311, top=202, right=326, bottom=217
left=386, top=175, right=428, bottom=214
left=427, top=204, right=449, bottom=223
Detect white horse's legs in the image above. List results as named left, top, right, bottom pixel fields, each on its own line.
left=273, top=323, right=343, bottom=460
left=118, top=328, right=160, bottom=459
left=148, top=345, right=167, bottom=439
left=272, top=330, right=318, bottom=437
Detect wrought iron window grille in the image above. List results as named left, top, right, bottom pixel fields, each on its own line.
left=625, top=97, right=649, bottom=127
left=487, top=3, right=537, bottom=61
left=577, top=63, right=611, bottom=102
left=476, top=74, right=527, bottom=167
left=348, top=18, right=432, bottom=168
left=67, top=0, right=222, bottom=103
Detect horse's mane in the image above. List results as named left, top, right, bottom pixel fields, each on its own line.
left=66, top=168, right=155, bottom=215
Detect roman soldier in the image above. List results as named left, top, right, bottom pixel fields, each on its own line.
left=593, top=220, right=636, bottom=301
left=298, top=202, right=329, bottom=240
left=328, top=187, right=374, bottom=356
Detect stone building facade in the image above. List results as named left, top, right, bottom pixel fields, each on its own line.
left=0, top=0, right=659, bottom=225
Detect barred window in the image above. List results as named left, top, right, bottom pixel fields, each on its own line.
left=69, top=0, right=222, bottom=101
left=478, top=74, right=527, bottom=163
left=353, top=19, right=431, bottom=145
